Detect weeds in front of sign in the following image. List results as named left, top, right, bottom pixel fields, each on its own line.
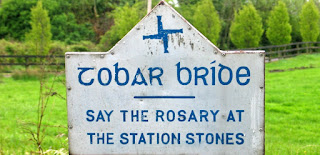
left=43, top=148, right=68, bottom=154
left=20, top=57, right=65, bottom=154
left=0, top=70, right=68, bottom=154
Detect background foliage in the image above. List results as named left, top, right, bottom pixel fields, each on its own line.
left=229, top=4, right=264, bottom=48
left=25, top=0, right=52, bottom=55
left=192, top=0, right=221, bottom=45
left=0, top=0, right=320, bottom=50
left=266, top=1, right=292, bottom=45
left=299, top=0, right=320, bottom=42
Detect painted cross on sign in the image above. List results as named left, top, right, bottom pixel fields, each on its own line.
left=143, top=16, right=183, bottom=53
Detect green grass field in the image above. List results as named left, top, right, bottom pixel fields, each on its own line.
left=0, top=54, right=320, bottom=154
left=0, top=74, right=68, bottom=154
left=265, top=54, right=320, bottom=154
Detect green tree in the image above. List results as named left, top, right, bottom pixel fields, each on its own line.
left=69, top=0, right=136, bottom=23
left=192, top=0, right=221, bottom=45
left=266, top=1, right=292, bottom=45
left=0, top=0, right=37, bottom=40
left=282, top=0, right=306, bottom=42
left=175, top=3, right=196, bottom=23
left=99, top=2, right=144, bottom=50
left=299, top=0, right=320, bottom=42
left=0, top=0, right=125, bottom=42
left=212, top=0, right=246, bottom=49
left=229, top=4, right=264, bottom=48
left=26, top=0, right=52, bottom=55
left=51, top=13, right=94, bottom=44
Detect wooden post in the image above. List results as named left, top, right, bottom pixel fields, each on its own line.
left=147, top=0, right=152, bottom=14
left=268, top=50, right=271, bottom=62
left=25, top=56, right=29, bottom=71
left=277, top=47, right=282, bottom=59
left=310, top=42, right=312, bottom=53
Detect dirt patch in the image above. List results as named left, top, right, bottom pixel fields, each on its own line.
left=269, top=65, right=316, bottom=73
left=269, top=69, right=285, bottom=73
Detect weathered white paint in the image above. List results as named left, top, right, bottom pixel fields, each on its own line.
left=66, top=1, right=264, bottom=154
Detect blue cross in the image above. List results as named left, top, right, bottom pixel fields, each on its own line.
left=143, top=16, right=183, bottom=53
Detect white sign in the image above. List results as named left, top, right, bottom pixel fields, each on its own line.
left=66, top=1, right=265, bottom=154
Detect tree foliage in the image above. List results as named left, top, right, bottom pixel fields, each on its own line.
left=0, top=0, right=95, bottom=43
left=192, top=0, right=221, bottom=45
left=0, top=0, right=37, bottom=40
left=299, top=0, right=320, bottom=42
left=51, top=13, right=94, bottom=44
left=1, top=0, right=320, bottom=49
left=212, top=0, right=246, bottom=49
left=280, top=0, right=304, bottom=43
left=25, top=0, right=52, bottom=55
left=0, top=0, right=128, bottom=43
left=266, top=1, right=292, bottom=45
left=177, top=0, right=198, bottom=6
left=175, top=2, right=195, bottom=23
left=69, top=0, right=135, bottom=23
left=99, top=2, right=145, bottom=50
left=230, top=4, right=264, bottom=48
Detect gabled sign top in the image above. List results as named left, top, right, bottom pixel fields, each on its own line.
left=107, top=0, right=226, bottom=56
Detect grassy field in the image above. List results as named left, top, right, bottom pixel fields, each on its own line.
left=0, top=73, right=68, bottom=154
left=0, top=54, right=320, bottom=154
left=265, top=54, right=320, bottom=154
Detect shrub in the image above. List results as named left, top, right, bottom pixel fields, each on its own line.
left=11, top=70, right=42, bottom=80
left=70, top=45, right=89, bottom=52
left=49, top=41, right=66, bottom=55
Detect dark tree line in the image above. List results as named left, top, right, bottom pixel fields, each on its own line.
left=0, top=0, right=136, bottom=43
left=0, top=0, right=319, bottom=50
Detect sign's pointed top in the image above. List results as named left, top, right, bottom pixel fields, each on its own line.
left=107, top=0, right=224, bottom=55
left=159, top=0, right=166, bottom=5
